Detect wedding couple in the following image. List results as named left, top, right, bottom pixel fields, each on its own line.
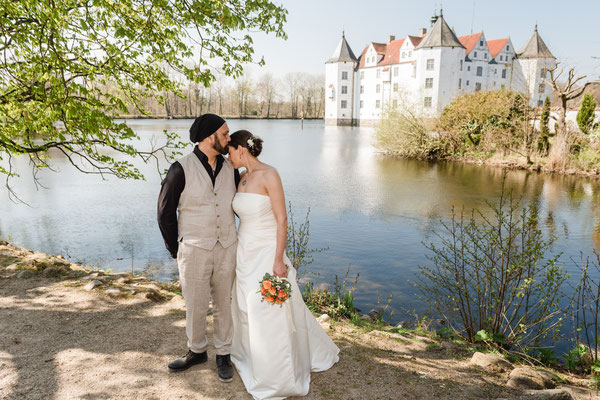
left=157, top=113, right=339, bottom=400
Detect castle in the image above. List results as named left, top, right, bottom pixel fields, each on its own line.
left=325, top=12, right=556, bottom=126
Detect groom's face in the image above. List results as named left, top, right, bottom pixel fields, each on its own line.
left=212, top=123, right=231, bottom=155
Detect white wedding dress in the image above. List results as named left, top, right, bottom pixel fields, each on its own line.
left=231, top=192, right=339, bottom=400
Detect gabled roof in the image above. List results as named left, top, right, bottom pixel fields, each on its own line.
left=379, top=39, right=405, bottom=66
left=326, top=34, right=358, bottom=63
left=416, top=14, right=464, bottom=49
left=358, top=42, right=386, bottom=68
left=517, top=26, right=554, bottom=59
left=407, top=35, right=424, bottom=47
left=458, top=32, right=482, bottom=55
left=487, top=38, right=510, bottom=59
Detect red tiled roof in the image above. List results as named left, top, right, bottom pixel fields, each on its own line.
left=407, top=35, right=424, bottom=47
left=487, top=38, right=509, bottom=59
left=379, top=39, right=405, bottom=66
left=457, top=32, right=482, bottom=55
left=358, top=42, right=387, bottom=68
left=372, top=43, right=387, bottom=54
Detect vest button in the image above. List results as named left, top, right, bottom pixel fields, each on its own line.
left=214, top=193, right=217, bottom=196
left=217, top=226, right=220, bottom=229
left=216, top=203, right=219, bottom=207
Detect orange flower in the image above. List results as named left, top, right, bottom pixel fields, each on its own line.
left=275, top=298, right=283, bottom=304
left=268, top=287, right=276, bottom=296
left=265, top=296, right=275, bottom=303
left=262, top=281, right=272, bottom=290
left=261, top=287, right=267, bottom=295
left=277, top=290, right=285, bottom=297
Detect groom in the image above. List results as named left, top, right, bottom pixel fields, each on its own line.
left=157, top=113, right=239, bottom=382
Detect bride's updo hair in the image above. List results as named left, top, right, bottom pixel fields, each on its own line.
left=229, top=130, right=263, bottom=157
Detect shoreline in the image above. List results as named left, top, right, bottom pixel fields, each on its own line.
left=0, top=240, right=597, bottom=399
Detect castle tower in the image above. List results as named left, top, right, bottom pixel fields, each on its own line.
left=415, top=12, right=466, bottom=114
left=325, top=33, right=358, bottom=125
left=514, top=25, right=556, bottom=106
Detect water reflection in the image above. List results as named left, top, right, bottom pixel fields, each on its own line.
left=1, top=119, right=599, bottom=325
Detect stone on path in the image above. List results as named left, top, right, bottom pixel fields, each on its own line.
left=507, top=367, right=556, bottom=390
left=145, top=289, right=166, bottom=302
left=16, top=270, right=35, bottom=279
left=524, top=389, right=574, bottom=400
left=470, top=352, right=514, bottom=373
left=6, top=263, right=18, bottom=271
left=41, top=266, right=64, bottom=278
left=84, top=280, right=103, bottom=291
left=105, top=288, right=122, bottom=298
left=318, top=314, right=331, bottom=323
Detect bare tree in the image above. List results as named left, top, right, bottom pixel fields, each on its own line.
left=234, top=74, right=253, bottom=117
left=544, top=62, right=600, bottom=167
left=257, top=72, right=277, bottom=118
left=283, top=73, right=301, bottom=118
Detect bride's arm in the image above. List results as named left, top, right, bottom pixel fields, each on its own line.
left=265, top=168, right=288, bottom=278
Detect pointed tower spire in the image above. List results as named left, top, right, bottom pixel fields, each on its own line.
left=326, top=33, right=358, bottom=63
left=417, top=14, right=465, bottom=49
left=517, top=26, right=554, bottom=59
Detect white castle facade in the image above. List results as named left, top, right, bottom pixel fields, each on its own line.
left=325, top=13, right=556, bottom=126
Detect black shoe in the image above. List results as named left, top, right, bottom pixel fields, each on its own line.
left=216, top=354, right=234, bottom=382
left=168, top=350, right=207, bottom=372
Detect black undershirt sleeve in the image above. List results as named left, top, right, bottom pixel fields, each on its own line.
left=234, top=168, right=240, bottom=189
left=157, top=162, right=185, bottom=259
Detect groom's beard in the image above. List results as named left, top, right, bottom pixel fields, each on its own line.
left=213, top=138, right=228, bottom=155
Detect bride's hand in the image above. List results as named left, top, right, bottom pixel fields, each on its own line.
left=273, top=259, right=288, bottom=278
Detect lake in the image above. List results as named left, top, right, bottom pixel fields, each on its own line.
left=2, top=119, right=599, bottom=326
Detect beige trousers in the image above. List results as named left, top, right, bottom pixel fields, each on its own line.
left=177, top=241, right=237, bottom=355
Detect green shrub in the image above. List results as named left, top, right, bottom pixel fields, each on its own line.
left=415, top=183, right=568, bottom=350
left=576, top=93, right=596, bottom=134
left=438, top=90, right=530, bottom=155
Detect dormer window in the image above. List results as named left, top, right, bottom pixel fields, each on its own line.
left=484, top=53, right=488, bottom=59
left=408, top=51, right=412, bottom=57
left=506, top=45, right=509, bottom=51
left=474, top=51, right=478, bottom=58
left=479, top=40, right=483, bottom=46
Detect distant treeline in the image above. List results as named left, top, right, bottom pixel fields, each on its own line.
left=116, top=71, right=325, bottom=119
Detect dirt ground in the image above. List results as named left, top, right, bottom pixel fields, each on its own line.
left=0, top=242, right=597, bottom=400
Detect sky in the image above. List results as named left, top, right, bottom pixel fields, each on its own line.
left=243, top=0, right=600, bottom=81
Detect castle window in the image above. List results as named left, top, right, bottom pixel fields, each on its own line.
left=540, top=69, right=546, bottom=78
left=502, top=69, right=506, bottom=79
left=467, top=66, right=471, bottom=71
left=426, top=59, right=434, bottom=70
left=460, top=60, right=463, bottom=71
left=393, top=99, right=398, bottom=108
left=466, top=80, right=470, bottom=86
left=376, top=100, right=381, bottom=108
left=376, top=69, right=381, bottom=78
left=412, top=63, right=417, bottom=77
left=479, top=40, right=484, bottom=46
left=458, top=78, right=462, bottom=89
left=341, top=100, right=347, bottom=108
left=484, top=53, right=488, bottom=59
left=538, top=100, right=544, bottom=106
left=393, top=83, right=398, bottom=92
left=342, top=71, right=348, bottom=80
left=501, top=84, right=505, bottom=89
left=376, top=84, right=381, bottom=93
left=409, top=51, right=412, bottom=57
left=500, top=55, right=503, bottom=61
left=425, top=78, right=433, bottom=88
left=393, top=67, right=398, bottom=77
left=341, top=86, right=347, bottom=94
left=475, top=82, right=481, bottom=91
left=424, top=97, right=432, bottom=107
left=539, top=84, right=545, bottom=93
left=360, top=71, right=364, bottom=79
left=360, top=86, right=364, bottom=94
left=476, top=66, right=483, bottom=77
left=360, top=100, right=364, bottom=109
left=474, top=51, right=478, bottom=58
left=402, top=52, right=406, bottom=58
left=506, top=45, right=509, bottom=51
left=494, top=69, right=497, bottom=74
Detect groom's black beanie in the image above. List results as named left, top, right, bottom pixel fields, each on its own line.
left=189, top=114, right=226, bottom=143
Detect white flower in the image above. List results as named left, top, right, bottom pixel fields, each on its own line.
left=247, top=138, right=254, bottom=147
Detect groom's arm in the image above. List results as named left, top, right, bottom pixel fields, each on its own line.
left=157, top=162, right=185, bottom=259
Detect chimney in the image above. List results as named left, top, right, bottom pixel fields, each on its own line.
left=419, top=28, right=427, bottom=37
left=387, top=35, right=395, bottom=43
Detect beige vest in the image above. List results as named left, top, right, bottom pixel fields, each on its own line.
left=177, top=152, right=237, bottom=250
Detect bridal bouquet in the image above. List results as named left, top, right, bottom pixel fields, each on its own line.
left=258, top=273, right=291, bottom=306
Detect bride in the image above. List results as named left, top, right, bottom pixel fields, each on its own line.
left=227, top=130, right=339, bottom=399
